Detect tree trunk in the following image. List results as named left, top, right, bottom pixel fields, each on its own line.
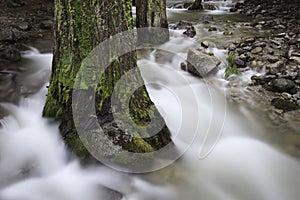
left=43, top=0, right=172, bottom=167
left=136, top=0, right=169, bottom=44
left=188, top=0, right=203, bottom=10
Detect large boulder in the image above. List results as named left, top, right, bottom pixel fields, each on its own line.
left=187, top=48, right=221, bottom=77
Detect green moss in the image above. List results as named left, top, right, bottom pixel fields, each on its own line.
left=225, top=53, right=241, bottom=79
left=65, top=132, right=90, bottom=159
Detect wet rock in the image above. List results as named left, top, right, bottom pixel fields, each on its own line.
left=223, top=31, right=233, bottom=35
left=271, top=98, right=298, bottom=111
left=201, top=40, right=210, bottom=48
left=39, top=20, right=53, bottom=29
left=234, top=58, right=246, bottom=68
left=208, top=26, right=217, bottom=31
left=0, top=45, right=21, bottom=62
left=267, top=55, right=280, bottom=63
left=180, top=62, right=187, bottom=71
left=183, top=26, right=196, bottom=38
left=171, top=20, right=195, bottom=30
left=187, top=48, right=221, bottom=77
left=251, top=47, right=263, bottom=54
left=270, top=78, right=295, bottom=93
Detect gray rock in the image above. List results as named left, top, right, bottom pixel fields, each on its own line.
left=172, top=20, right=195, bottom=30
left=183, top=26, right=196, bottom=38
left=271, top=78, right=295, bottom=92
left=187, top=48, right=221, bottom=77
left=201, top=40, right=210, bottom=48
left=234, top=58, right=246, bottom=68
left=223, top=31, right=233, bottom=35
left=208, top=26, right=217, bottom=31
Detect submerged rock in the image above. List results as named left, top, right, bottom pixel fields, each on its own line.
left=187, top=48, right=221, bottom=77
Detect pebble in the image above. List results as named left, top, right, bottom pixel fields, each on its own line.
left=251, top=47, right=263, bottom=54
left=201, top=40, right=210, bottom=48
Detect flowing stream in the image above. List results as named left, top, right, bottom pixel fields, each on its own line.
left=1, top=3, right=300, bottom=200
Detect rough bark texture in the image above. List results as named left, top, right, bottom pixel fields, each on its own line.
left=188, top=0, right=203, bottom=10
left=136, top=0, right=169, bottom=44
left=43, top=0, right=172, bottom=163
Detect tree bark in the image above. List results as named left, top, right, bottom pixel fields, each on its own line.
left=136, top=0, right=169, bottom=44
left=188, top=0, right=203, bottom=10
left=43, top=0, right=172, bottom=164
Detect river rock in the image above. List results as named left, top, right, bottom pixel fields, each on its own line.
left=172, top=20, right=195, bottom=30
left=234, top=58, right=246, bottom=68
left=223, top=31, right=233, bottom=35
left=251, top=47, right=263, bottom=54
left=183, top=26, right=196, bottom=38
left=187, top=48, right=221, bottom=77
left=270, top=78, right=295, bottom=92
left=201, top=40, right=210, bottom=48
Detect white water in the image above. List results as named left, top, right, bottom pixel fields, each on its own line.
left=0, top=27, right=300, bottom=200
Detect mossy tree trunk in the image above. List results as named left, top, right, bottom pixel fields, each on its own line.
left=136, top=0, right=169, bottom=44
left=43, top=0, right=172, bottom=162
